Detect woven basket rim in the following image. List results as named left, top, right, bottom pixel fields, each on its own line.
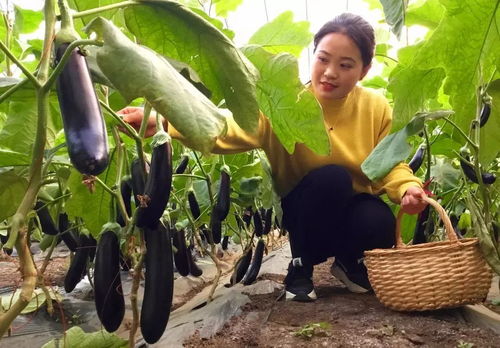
left=364, top=237, right=479, bottom=256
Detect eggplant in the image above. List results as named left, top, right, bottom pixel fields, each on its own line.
left=408, top=145, right=425, bottom=173
left=230, top=245, right=253, bottom=285
left=253, top=210, right=263, bottom=237
left=58, top=213, right=79, bottom=252
left=55, top=43, right=109, bottom=175
left=213, top=169, right=231, bottom=221
left=187, top=190, right=201, bottom=220
left=34, top=200, right=58, bottom=236
left=242, top=239, right=265, bottom=285
left=141, top=223, right=174, bottom=344
left=94, top=230, right=124, bottom=332
left=136, top=138, right=173, bottom=228
left=187, top=245, right=203, bottom=277
left=117, top=178, right=132, bottom=227
left=263, top=208, right=273, bottom=235
left=172, top=228, right=190, bottom=276
left=64, top=234, right=91, bottom=293
left=174, top=155, right=189, bottom=174
left=130, top=158, right=149, bottom=207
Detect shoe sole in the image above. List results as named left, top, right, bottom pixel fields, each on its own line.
left=285, top=289, right=317, bottom=302
left=330, top=264, right=370, bottom=294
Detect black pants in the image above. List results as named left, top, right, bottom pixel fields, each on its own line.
left=281, top=165, right=395, bottom=267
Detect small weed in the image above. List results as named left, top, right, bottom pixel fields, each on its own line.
left=457, top=340, right=474, bottom=348
left=293, top=322, right=331, bottom=340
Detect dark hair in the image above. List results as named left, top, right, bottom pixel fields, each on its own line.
left=313, top=13, right=375, bottom=67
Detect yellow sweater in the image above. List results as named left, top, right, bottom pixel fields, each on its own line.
left=170, top=86, right=421, bottom=203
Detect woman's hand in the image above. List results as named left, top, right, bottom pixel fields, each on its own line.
left=400, top=186, right=428, bottom=215
left=118, top=106, right=165, bottom=138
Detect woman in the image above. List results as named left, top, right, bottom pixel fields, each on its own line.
left=120, top=13, right=427, bottom=302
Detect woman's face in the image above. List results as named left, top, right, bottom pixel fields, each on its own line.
left=311, top=32, right=370, bottom=101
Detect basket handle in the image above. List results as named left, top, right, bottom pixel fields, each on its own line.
left=395, top=196, right=457, bottom=248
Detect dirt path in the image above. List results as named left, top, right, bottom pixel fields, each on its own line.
left=184, top=260, right=500, bottom=348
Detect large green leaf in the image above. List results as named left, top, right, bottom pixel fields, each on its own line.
left=0, top=170, right=28, bottom=222
left=241, top=45, right=330, bottom=155
left=411, top=0, right=500, bottom=132
left=14, top=6, right=44, bottom=34
left=379, top=0, right=408, bottom=39
left=0, top=148, right=30, bottom=166
left=0, top=101, right=37, bottom=153
left=248, top=11, right=313, bottom=57
left=479, top=79, right=500, bottom=167
left=123, top=0, right=259, bottom=132
left=42, top=326, right=128, bottom=348
left=388, top=44, right=446, bottom=130
left=406, top=0, right=444, bottom=29
left=85, top=17, right=228, bottom=153
left=65, top=149, right=117, bottom=236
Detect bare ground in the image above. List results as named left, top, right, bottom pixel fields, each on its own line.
left=184, top=261, right=500, bottom=348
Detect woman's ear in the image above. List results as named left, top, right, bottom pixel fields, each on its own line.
left=360, top=63, right=372, bottom=80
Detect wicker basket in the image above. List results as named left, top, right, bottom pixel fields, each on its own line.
left=364, top=196, right=492, bottom=311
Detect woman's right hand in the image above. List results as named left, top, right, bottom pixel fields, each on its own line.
left=118, top=106, right=165, bottom=138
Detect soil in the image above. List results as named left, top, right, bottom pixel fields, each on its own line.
left=184, top=260, right=500, bottom=348
left=0, top=252, right=68, bottom=289
left=2, top=245, right=500, bottom=348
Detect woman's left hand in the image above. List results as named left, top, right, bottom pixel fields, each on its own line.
left=401, top=186, right=428, bottom=215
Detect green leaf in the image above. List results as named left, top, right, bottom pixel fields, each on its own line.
left=361, top=117, right=425, bottom=181
left=430, top=157, right=461, bottom=191
left=0, top=170, right=28, bottom=222
left=65, top=149, right=117, bottom=236
left=248, top=11, right=313, bottom=57
left=14, top=6, right=44, bottom=34
left=388, top=61, right=445, bottom=130
left=212, top=0, right=244, bottom=17
left=0, top=101, right=37, bottom=154
left=0, top=147, right=30, bottom=166
left=406, top=0, right=444, bottom=29
left=1, top=288, right=61, bottom=314
left=379, top=0, right=408, bottom=39
left=411, top=0, right=500, bottom=133
left=85, top=17, right=228, bottom=153
left=41, top=326, right=128, bottom=348
left=241, top=45, right=330, bottom=155
left=124, top=0, right=259, bottom=132
left=479, top=79, right=500, bottom=167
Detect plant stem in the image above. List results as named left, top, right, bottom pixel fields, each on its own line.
left=443, top=117, right=477, bottom=150
left=72, top=1, right=138, bottom=19
left=129, top=233, right=145, bottom=347
left=112, top=127, right=130, bottom=224
left=43, top=39, right=103, bottom=91
left=99, top=101, right=140, bottom=141
left=173, top=173, right=207, bottom=181
left=0, top=40, right=41, bottom=88
left=422, top=126, right=431, bottom=182
left=0, top=226, right=37, bottom=337
left=93, top=176, right=116, bottom=197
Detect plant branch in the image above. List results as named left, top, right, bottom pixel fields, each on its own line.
left=129, top=232, right=145, bottom=347
left=0, top=40, right=41, bottom=88
left=72, top=1, right=138, bottom=19
left=443, top=117, right=477, bottom=150
left=99, top=101, right=140, bottom=141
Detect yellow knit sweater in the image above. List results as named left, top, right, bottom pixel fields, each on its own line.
left=170, top=85, right=421, bottom=203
